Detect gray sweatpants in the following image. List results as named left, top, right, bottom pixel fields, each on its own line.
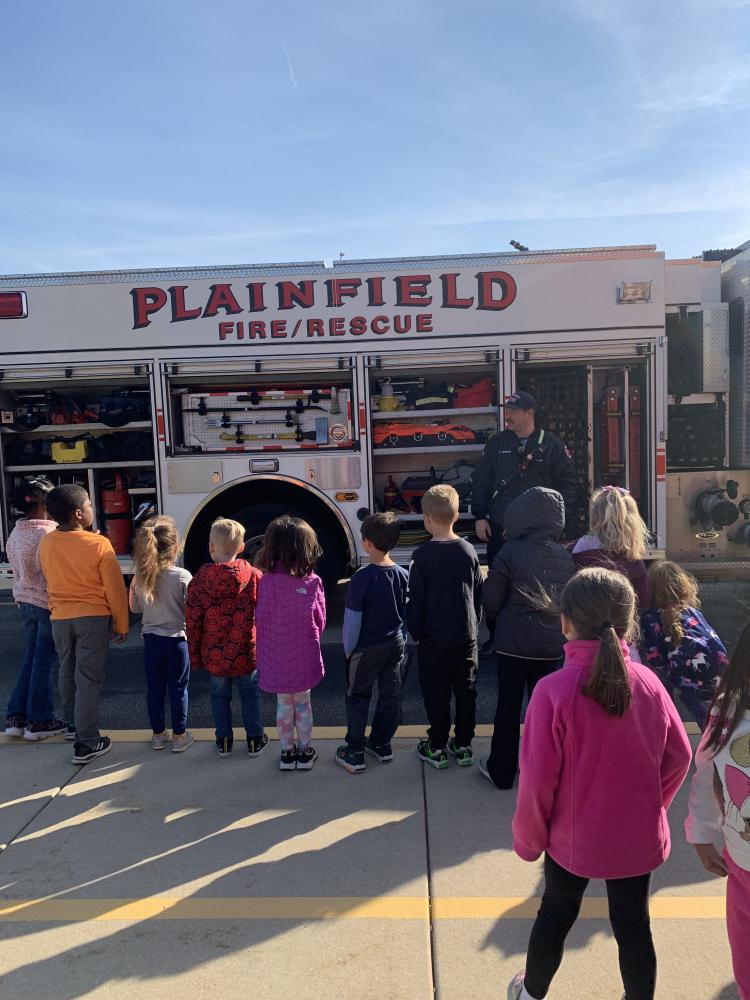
left=52, top=616, right=111, bottom=746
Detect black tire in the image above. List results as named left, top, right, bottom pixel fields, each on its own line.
left=219, top=501, right=346, bottom=592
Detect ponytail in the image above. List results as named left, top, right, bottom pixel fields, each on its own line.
left=649, top=560, right=700, bottom=646
left=133, top=515, right=180, bottom=604
left=560, top=567, right=636, bottom=717
left=581, top=621, right=632, bottom=717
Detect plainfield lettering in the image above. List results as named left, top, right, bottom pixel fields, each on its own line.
left=130, top=270, right=517, bottom=330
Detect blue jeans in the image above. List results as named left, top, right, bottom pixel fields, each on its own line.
left=676, top=684, right=710, bottom=730
left=7, top=603, right=57, bottom=723
left=143, top=634, right=190, bottom=735
left=209, top=672, right=263, bottom=740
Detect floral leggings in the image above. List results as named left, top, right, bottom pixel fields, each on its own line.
left=276, top=691, right=313, bottom=750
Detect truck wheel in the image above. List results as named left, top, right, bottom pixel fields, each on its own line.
left=228, top=501, right=345, bottom=592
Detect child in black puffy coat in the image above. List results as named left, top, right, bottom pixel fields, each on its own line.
left=480, top=486, right=576, bottom=789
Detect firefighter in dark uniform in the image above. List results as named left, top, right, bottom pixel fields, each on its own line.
left=472, top=390, right=579, bottom=655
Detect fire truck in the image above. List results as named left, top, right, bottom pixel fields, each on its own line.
left=0, top=244, right=745, bottom=583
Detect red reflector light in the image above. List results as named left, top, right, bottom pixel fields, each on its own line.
left=0, top=292, right=28, bottom=319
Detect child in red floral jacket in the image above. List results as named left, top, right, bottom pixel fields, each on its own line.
left=186, top=517, right=266, bottom=758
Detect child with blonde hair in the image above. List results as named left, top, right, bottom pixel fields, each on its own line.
left=255, top=516, right=326, bottom=771
left=130, top=515, right=193, bottom=751
left=186, top=517, right=266, bottom=758
left=407, top=483, right=483, bottom=770
left=642, top=560, right=727, bottom=729
left=571, top=485, right=653, bottom=608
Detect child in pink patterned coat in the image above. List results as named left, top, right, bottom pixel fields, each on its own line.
left=255, top=516, right=326, bottom=771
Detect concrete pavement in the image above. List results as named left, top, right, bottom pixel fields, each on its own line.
left=0, top=737, right=738, bottom=1000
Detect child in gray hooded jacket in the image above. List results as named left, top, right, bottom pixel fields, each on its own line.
left=480, top=486, right=576, bottom=789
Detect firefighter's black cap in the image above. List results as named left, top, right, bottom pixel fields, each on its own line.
left=501, top=390, right=537, bottom=411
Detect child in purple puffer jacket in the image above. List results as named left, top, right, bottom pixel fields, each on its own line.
left=255, top=516, right=326, bottom=771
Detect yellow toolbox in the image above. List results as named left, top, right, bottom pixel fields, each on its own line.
left=51, top=439, right=89, bottom=464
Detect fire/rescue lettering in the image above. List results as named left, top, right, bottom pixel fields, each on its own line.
left=276, top=280, right=315, bottom=310
left=170, top=286, right=202, bottom=322
left=203, top=284, right=243, bottom=318
left=395, top=275, right=432, bottom=307
left=216, top=314, right=435, bottom=341
left=131, top=287, right=168, bottom=329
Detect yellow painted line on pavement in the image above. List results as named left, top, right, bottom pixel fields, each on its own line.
left=0, top=721, right=701, bottom=744
left=0, top=895, right=724, bottom=921
left=433, top=895, right=726, bottom=919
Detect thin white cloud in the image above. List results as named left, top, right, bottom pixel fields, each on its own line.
left=282, top=43, right=299, bottom=89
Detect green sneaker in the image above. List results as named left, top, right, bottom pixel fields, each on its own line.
left=417, top=738, right=449, bottom=769
left=447, top=738, right=474, bottom=766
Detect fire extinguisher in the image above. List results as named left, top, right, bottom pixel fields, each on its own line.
left=100, top=474, right=132, bottom=554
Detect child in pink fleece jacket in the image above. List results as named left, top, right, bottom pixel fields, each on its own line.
left=508, top=567, right=691, bottom=1000
left=255, top=516, right=326, bottom=772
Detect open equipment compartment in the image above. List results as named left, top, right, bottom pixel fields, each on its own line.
left=165, top=358, right=356, bottom=456
left=366, top=349, right=500, bottom=550
left=516, top=356, right=652, bottom=534
left=0, top=363, right=157, bottom=565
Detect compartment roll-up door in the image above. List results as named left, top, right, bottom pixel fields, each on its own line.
left=366, top=349, right=500, bottom=369
left=162, top=356, right=355, bottom=378
left=513, top=343, right=655, bottom=364
left=0, top=362, right=152, bottom=383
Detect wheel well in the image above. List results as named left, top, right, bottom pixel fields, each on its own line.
left=182, top=476, right=356, bottom=576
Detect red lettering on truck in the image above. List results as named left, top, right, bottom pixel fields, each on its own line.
left=131, top=287, right=168, bottom=329
left=203, top=284, right=243, bottom=318
left=476, top=271, right=517, bottom=310
left=395, top=274, right=432, bottom=307
left=325, top=278, right=362, bottom=307
left=169, top=285, right=203, bottom=322
left=276, top=280, right=315, bottom=309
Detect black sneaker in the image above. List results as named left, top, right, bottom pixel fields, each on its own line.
left=247, top=733, right=269, bottom=757
left=71, top=736, right=111, bottom=764
left=216, top=736, right=233, bottom=757
left=335, top=744, right=366, bottom=773
left=447, top=737, right=474, bottom=767
left=65, top=724, right=77, bottom=741
left=416, top=738, right=449, bottom=769
left=364, top=738, right=393, bottom=763
left=296, top=746, right=318, bottom=770
left=279, top=747, right=297, bottom=771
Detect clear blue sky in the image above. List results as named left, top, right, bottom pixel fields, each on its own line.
left=2, top=0, right=749, bottom=274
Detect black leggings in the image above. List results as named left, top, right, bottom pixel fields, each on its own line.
left=524, top=854, right=656, bottom=1000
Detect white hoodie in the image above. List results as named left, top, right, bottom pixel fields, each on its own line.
left=685, top=704, right=750, bottom=872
